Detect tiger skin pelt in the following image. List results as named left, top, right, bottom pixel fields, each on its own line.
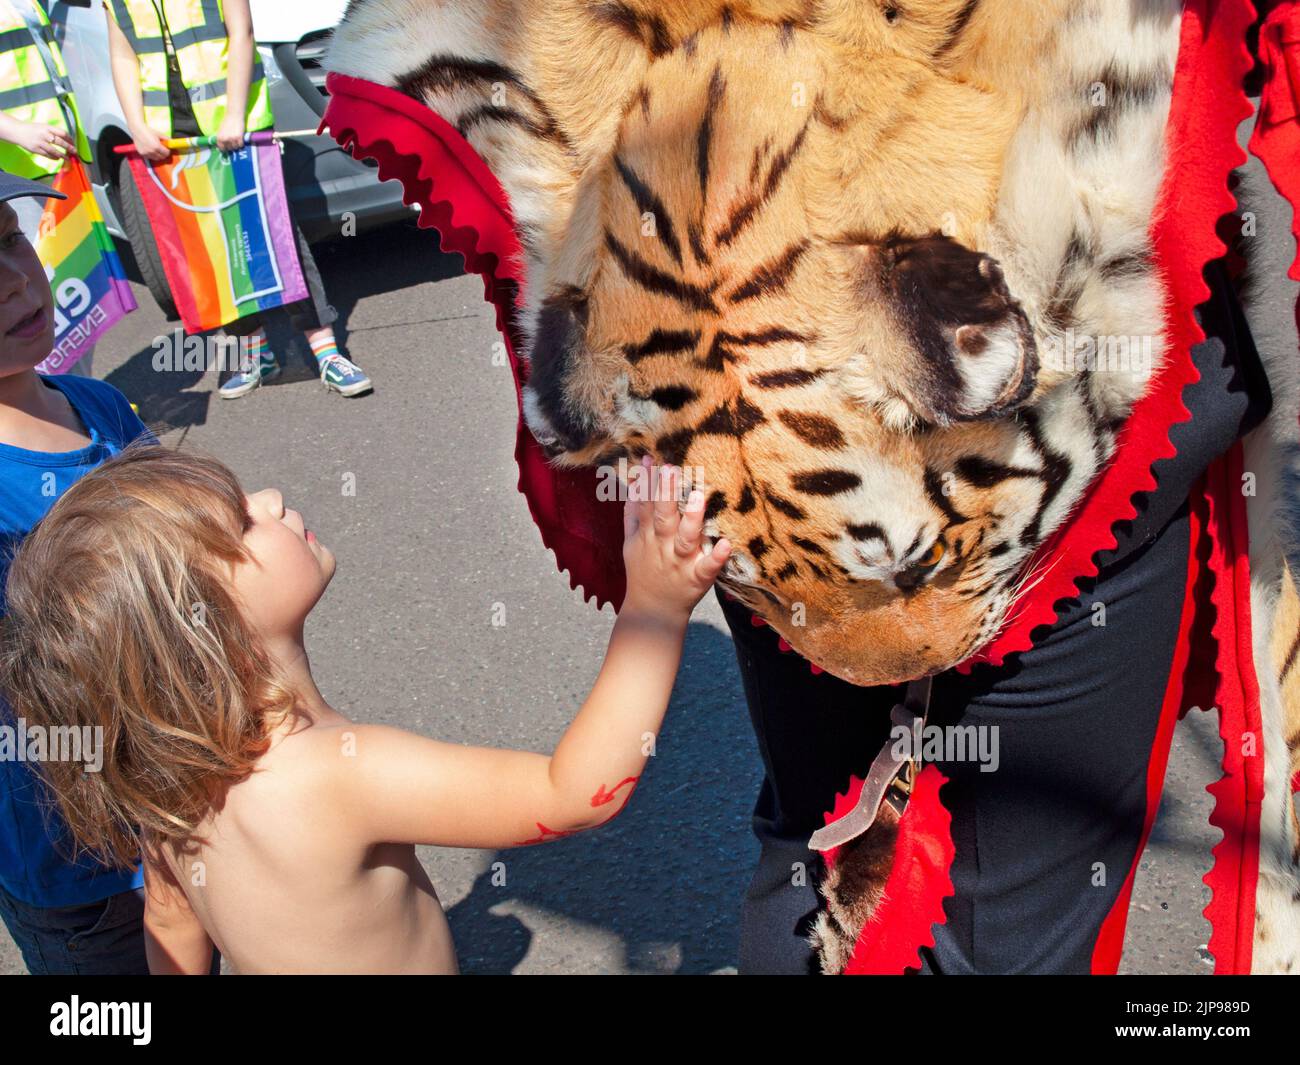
left=328, top=0, right=1300, bottom=973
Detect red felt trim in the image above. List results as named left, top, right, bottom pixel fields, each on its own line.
left=819, top=766, right=955, bottom=975
left=1201, top=442, right=1266, bottom=974
left=1251, top=2, right=1300, bottom=288
left=964, top=0, right=1259, bottom=672
left=321, top=73, right=627, bottom=611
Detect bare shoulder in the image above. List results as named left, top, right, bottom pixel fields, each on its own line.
left=239, top=714, right=375, bottom=802
left=278, top=721, right=422, bottom=787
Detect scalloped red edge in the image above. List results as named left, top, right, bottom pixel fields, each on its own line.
left=820, top=766, right=954, bottom=975
left=963, top=0, right=1258, bottom=671
left=1200, top=444, right=1267, bottom=975
left=322, top=73, right=628, bottom=612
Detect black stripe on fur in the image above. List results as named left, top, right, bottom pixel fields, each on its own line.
left=615, top=157, right=684, bottom=266
left=605, top=233, right=719, bottom=312
left=933, top=0, right=981, bottom=59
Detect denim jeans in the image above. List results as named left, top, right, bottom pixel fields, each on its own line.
left=0, top=883, right=148, bottom=975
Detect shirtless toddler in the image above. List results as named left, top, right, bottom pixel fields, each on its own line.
left=0, top=445, right=729, bottom=973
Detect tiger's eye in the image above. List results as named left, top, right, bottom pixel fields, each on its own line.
left=918, top=541, right=945, bottom=568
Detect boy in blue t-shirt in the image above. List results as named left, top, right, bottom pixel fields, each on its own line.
left=0, top=170, right=153, bottom=973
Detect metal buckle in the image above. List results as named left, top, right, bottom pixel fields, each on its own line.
left=807, top=675, right=932, bottom=852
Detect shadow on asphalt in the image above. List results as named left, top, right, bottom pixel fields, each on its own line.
left=103, top=222, right=467, bottom=436
left=446, top=619, right=763, bottom=975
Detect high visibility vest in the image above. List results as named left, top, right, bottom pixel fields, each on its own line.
left=0, top=0, right=91, bottom=180
left=107, top=0, right=274, bottom=138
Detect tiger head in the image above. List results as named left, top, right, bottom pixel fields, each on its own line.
left=330, top=0, right=1099, bottom=686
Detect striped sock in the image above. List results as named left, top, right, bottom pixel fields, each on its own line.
left=247, top=330, right=273, bottom=365
left=309, top=335, right=341, bottom=364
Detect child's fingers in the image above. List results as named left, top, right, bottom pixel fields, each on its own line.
left=652, top=465, right=680, bottom=538
left=675, top=490, right=705, bottom=557
left=631, top=455, right=653, bottom=534
left=623, top=493, right=640, bottom=540
left=694, top=537, right=732, bottom=584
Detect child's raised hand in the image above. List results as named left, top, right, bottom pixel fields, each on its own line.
left=622, top=457, right=731, bottom=622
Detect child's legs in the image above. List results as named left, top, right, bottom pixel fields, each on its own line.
left=223, top=313, right=266, bottom=344
left=0, top=883, right=149, bottom=976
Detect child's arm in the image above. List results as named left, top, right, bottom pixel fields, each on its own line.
left=336, top=461, right=730, bottom=849
left=142, top=855, right=215, bottom=975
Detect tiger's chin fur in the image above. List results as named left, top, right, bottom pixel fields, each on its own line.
left=330, top=0, right=1300, bottom=973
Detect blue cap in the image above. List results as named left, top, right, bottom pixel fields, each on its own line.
left=0, top=170, right=65, bottom=203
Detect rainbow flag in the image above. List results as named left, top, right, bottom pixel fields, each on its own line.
left=119, top=132, right=306, bottom=334
left=33, top=159, right=136, bottom=375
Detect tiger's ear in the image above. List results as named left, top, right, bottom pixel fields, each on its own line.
left=844, top=232, right=1039, bottom=428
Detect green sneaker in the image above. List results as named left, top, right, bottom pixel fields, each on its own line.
left=219, top=353, right=279, bottom=399
left=318, top=352, right=373, bottom=397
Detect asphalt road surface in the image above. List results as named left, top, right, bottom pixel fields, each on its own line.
left=0, top=217, right=1222, bottom=975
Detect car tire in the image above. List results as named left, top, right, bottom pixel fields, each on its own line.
left=116, top=159, right=179, bottom=321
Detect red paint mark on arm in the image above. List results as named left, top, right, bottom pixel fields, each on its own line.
left=591, top=777, right=639, bottom=807
left=590, top=776, right=640, bottom=819
left=513, top=823, right=580, bottom=847
left=512, top=777, right=642, bottom=845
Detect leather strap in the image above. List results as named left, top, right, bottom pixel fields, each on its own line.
left=808, top=675, right=933, bottom=852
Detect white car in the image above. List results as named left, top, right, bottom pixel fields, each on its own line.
left=50, top=0, right=412, bottom=318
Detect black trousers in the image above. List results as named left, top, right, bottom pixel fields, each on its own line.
left=720, top=262, right=1271, bottom=974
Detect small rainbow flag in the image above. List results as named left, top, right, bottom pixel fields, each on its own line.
left=34, top=158, right=136, bottom=375
left=117, top=132, right=306, bottom=334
